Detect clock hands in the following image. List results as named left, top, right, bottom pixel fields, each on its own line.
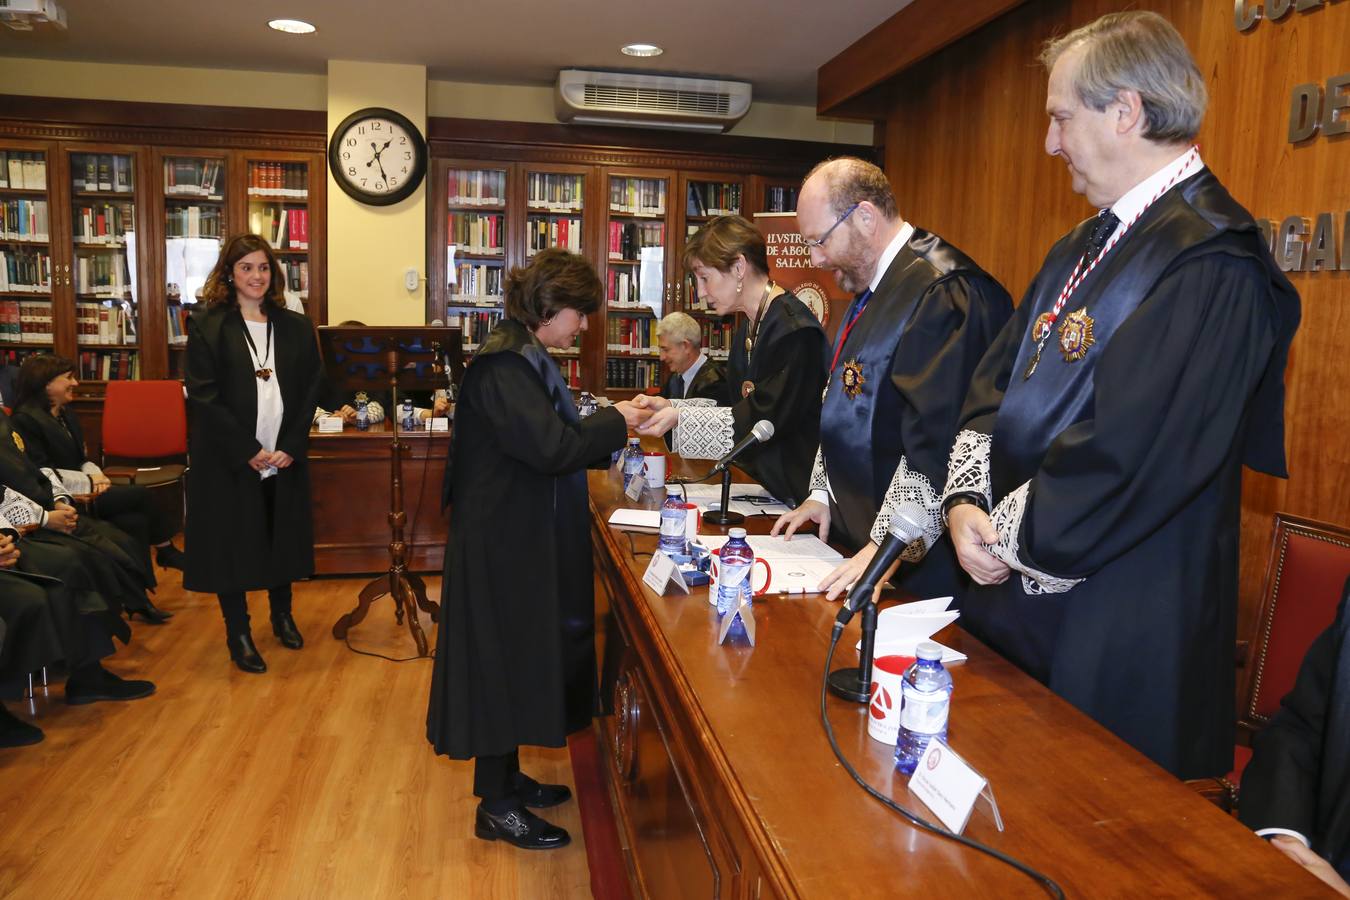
left=364, top=139, right=395, bottom=184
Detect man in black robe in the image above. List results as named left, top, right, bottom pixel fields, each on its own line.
left=941, top=12, right=1300, bottom=780
left=773, top=157, right=1011, bottom=602
left=1240, top=576, right=1350, bottom=895
left=656, top=311, right=729, bottom=405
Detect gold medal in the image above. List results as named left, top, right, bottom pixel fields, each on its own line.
left=1031, top=311, right=1055, bottom=343
left=1057, top=307, right=1096, bottom=362
left=741, top=380, right=755, bottom=398
left=11, top=431, right=24, bottom=452
left=841, top=360, right=866, bottom=399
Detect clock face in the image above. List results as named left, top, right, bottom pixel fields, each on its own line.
left=328, top=107, right=427, bottom=206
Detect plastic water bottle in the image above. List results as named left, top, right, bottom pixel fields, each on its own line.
left=577, top=392, right=598, bottom=418
left=621, top=437, right=644, bottom=489
left=895, top=641, right=954, bottom=774
left=715, top=528, right=753, bottom=618
left=355, top=398, right=369, bottom=431
left=402, top=397, right=416, bottom=430
left=658, top=485, right=687, bottom=556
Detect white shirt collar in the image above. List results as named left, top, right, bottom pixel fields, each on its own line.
left=682, top=352, right=708, bottom=392
left=869, top=221, right=916, bottom=293
left=1108, top=147, right=1203, bottom=237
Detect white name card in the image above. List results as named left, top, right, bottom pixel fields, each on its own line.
left=624, top=473, right=646, bottom=502
left=907, top=738, right=1003, bottom=835
left=642, top=551, right=690, bottom=596
left=316, top=416, right=344, bottom=433
left=428, top=416, right=450, bottom=432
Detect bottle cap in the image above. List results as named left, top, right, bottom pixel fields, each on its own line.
left=728, top=527, right=747, bottom=539
left=628, top=437, right=640, bottom=444
left=666, top=483, right=681, bottom=494
left=916, top=640, right=942, bottom=661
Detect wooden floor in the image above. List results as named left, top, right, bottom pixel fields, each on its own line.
left=0, top=568, right=594, bottom=900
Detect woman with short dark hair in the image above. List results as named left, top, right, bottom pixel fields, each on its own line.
left=426, top=248, right=648, bottom=850
left=184, top=233, right=323, bottom=674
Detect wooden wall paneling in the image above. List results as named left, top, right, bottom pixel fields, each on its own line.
left=306, top=149, right=327, bottom=325
left=425, top=157, right=449, bottom=325
left=136, top=147, right=167, bottom=379
left=874, top=0, right=1350, bottom=685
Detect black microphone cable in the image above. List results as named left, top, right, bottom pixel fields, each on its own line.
left=820, top=620, right=1067, bottom=899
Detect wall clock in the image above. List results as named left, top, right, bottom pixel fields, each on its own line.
left=328, top=106, right=427, bottom=206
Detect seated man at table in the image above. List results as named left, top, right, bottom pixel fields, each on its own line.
left=313, top=320, right=452, bottom=426
left=1239, top=575, right=1350, bottom=897
left=657, top=312, right=729, bottom=405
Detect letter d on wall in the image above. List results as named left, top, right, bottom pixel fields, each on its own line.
left=1288, top=83, right=1322, bottom=142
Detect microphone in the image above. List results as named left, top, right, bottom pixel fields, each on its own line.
left=837, top=503, right=928, bottom=625
left=709, top=420, right=774, bottom=476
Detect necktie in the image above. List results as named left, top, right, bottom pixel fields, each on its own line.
left=845, top=288, right=873, bottom=329
left=674, top=374, right=685, bottom=399
left=1083, top=209, right=1121, bottom=263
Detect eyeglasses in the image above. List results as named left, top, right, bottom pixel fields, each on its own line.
left=802, top=203, right=859, bottom=250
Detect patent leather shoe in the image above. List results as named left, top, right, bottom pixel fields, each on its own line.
left=0, top=705, right=45, bottom=747
left=227, top=633, right=267, bottom=674
left=65, top=664, right=156, bottom=705
left=271, top=614, right=304, bottom=650
left=513, top=772, right=573, bottom=809
left=129, top=599, right=173, bottom=624
left=474, top=804, right=571, bottom=850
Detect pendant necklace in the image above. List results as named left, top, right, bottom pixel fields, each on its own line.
left=743, top=281, right=775, bottom=362
left=241, top=315, right=274, bottom=381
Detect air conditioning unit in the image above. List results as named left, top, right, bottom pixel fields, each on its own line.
left=0, top=0, right=67, bottom=31
left=555, top=69, right=752, bottom=133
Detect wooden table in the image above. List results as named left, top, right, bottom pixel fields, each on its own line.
left=308, top=421, right=449, bottom=575
left=590, top=453, right=1325, bottom=898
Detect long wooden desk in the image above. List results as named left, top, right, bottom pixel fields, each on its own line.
left=308, top=421, right=449, bottom=575
left=590, top=455, right=1324, bottom=897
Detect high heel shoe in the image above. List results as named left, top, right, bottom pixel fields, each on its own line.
left=271, top=614, right=303, bottom=650
left=226, top=633, right=267, bottom=674
left=129, top=599, right=173, bottom=624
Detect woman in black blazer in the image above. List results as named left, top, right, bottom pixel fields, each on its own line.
left=11, top=354, right=187, bottom=576
left=184, top=233, right=323, bottom=674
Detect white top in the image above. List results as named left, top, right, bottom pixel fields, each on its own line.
left=244, top=318, right=283, bottom=480
left=868, top=220, right=916, bottom=293
left=1107, top=147, right=1205, bottom=242
left=681, top=352, right=709, bottom=397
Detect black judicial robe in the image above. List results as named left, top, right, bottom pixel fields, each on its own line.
left=956, top=170, right=1299, bottom=779
left=1240, top=577, right=1350, bottom=883
left=427, top=318, right=627, bottom=760
left=662, top=357, right=731, bottom=405
left=0, top=564, right=119, bottom=678
left=819, top=228, right=1011, bottom=598
left=183, top=304, right=323, bottom=594
left=722, top=290, right=827, bottom=508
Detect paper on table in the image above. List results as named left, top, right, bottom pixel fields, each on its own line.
left=699, top=534, right=844, bottom=594
left=682, top=482, right=792, bottom=517
left=607, top=508, right=661, bottom=531
left=858, top=596, right=966, bottom=664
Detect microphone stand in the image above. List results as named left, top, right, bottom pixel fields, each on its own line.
left=828, top=595, right=879, bottom=703
left=702, top=467, right=744, bottom=526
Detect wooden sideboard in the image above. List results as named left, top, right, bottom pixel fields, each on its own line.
left=308, top=421, right=448, bottom=575
left=589, top=451, right=1323, bottom=898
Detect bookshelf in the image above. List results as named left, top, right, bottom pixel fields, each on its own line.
left=601, top=168, right=673, bottom=396
left=434, top=160, right=511, bottom=358
left=0, top=141, right=55, bottom=372
left=158, top=150, right=227, bottom=378
left=243, top=154, right=314, bottom=319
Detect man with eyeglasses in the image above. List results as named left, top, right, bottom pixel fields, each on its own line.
left=772, top=157, right=1011, bottom=604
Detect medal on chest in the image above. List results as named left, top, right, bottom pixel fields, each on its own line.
left=10, top=431, right=24, bottom=453
left=840, top=359, right=866, bottom=399
left=1057, top=307, right=1096, bottom=362
left=741, top=380, right=755, bottom=398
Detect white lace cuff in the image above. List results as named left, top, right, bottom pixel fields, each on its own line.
left=986, top=481, right=1083, bottom=595
left=1, top=487, right=47, bottom=529
left=941, top=429, right=993, bottom=516
left=40, top=467, right=74, bottom=503
left=869, top=456, right=943, bottom=562
left=673, top=405, right=734, bottom=460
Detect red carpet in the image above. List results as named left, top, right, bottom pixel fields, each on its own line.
left=569, top=727, right=632, bottom=900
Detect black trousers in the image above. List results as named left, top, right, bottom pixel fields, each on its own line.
left=215, top=475, right=291, bottom=635
left=92, top=484, right=174, bottom=546
left=473, top=749, right=520, bottom=802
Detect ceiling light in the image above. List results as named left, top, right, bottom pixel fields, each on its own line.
left=621, top=43, right=663, bottom=58
left=268, top=18, right=316, bottom=34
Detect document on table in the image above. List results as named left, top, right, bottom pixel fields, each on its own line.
left=682, top=482, right=792, bottom=517
left=699, top=533, right=845, bottom=594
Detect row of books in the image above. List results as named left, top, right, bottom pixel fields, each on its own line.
left=166, top=304, right=192, bottom=345
left=248, top=207, right=310, bottom=250
left=0, top=249, right=51, bottom=292
left=72, top=154, right=134, bottom=194
left=74, top=253, right=130, bottom=297
left=165, top=158, right=224, bottom=197
left=607, top=221, right=666, bottom=260
left=448, top=168, right=506, bottom=206
left=698, top=318, right=737, bottom=358
left=2, top=199, right=48, bottom=242
left=1, top=152, right=47, bottom=191
left=75, top=301, right=136, bottom=345
left=278, top=259, right=310, bottom=296
left=527, top=215, right=582, bottom=254
left=606, top=316, right=659, bottom=354
left=247, top=162, right=308, bottom=198
left=74, top=202, right=134, bottom=244
left=687, top=182, right=742, bottom=217
left=764, top=186, right=799, bottom=213
left=554, top=356, right=581, bottom=390
left=609, top=177, right=667, bottom=217
left=448, top=212, right=505, bottom=255
left=606, top=269, right=650, bottom=306
left=450, top=262, right=503, bottom=301
left=451, top=310, right=504, bottom=352
left=605, top=357, right=661, bottom=390
left=527, top=173, right=584, bottom=211
left=166, top=205, right=223, bottom=240
left=78, top=350, right=140, bottom=381
left=0, top=300, right=53, bottom=343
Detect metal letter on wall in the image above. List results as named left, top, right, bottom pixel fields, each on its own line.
left=1277, top=216, right=1310, bottom=271
left=1235, top=0, right=1262, bottom=31
left=1289, top=83, right=1323, bottom=142
left=1305, top=212, right=1337, bottom=271
left=1267, top=0, right=1296, bottom=19
left=1322, top=73, right=1350, bottom=137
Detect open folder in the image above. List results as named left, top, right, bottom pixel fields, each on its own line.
left=857, top=596, right=966, bottom=664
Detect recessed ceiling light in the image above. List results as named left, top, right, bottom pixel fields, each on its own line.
left=621, top=43, right=663, bottom=57
left=268, top=18, right=316, bottom=34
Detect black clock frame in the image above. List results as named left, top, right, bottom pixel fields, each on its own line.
left=328, top=106, right=428, bottom=206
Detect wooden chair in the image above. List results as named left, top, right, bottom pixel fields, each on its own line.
left=1190, top=513, right=1350, bottom=810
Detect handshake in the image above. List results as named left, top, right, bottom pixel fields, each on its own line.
left=611, top=394, right=679, bottom=438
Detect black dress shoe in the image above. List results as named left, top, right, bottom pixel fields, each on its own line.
left=474, top=803, right=571, bottom=850
left=270, top=614, right=304, bottom=650
left=0, top=705, right=44, bottom=748
left=227, top=633, right=267, bottom=674
left=65, top=665, right=157, bottom=705
left=155, top=544, right=187, bottom=571
left=129, top=599, right=173, bottom=624
left=513, top=771, right=573, bottom=809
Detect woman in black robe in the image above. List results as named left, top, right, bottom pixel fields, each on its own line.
left=634, top=215, right=827, bottom=507
left=184, top=234, right=323, bottom=674
left=426, top=248, right=647, bottom=850
left=11, top=353, right=186, bottom=574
